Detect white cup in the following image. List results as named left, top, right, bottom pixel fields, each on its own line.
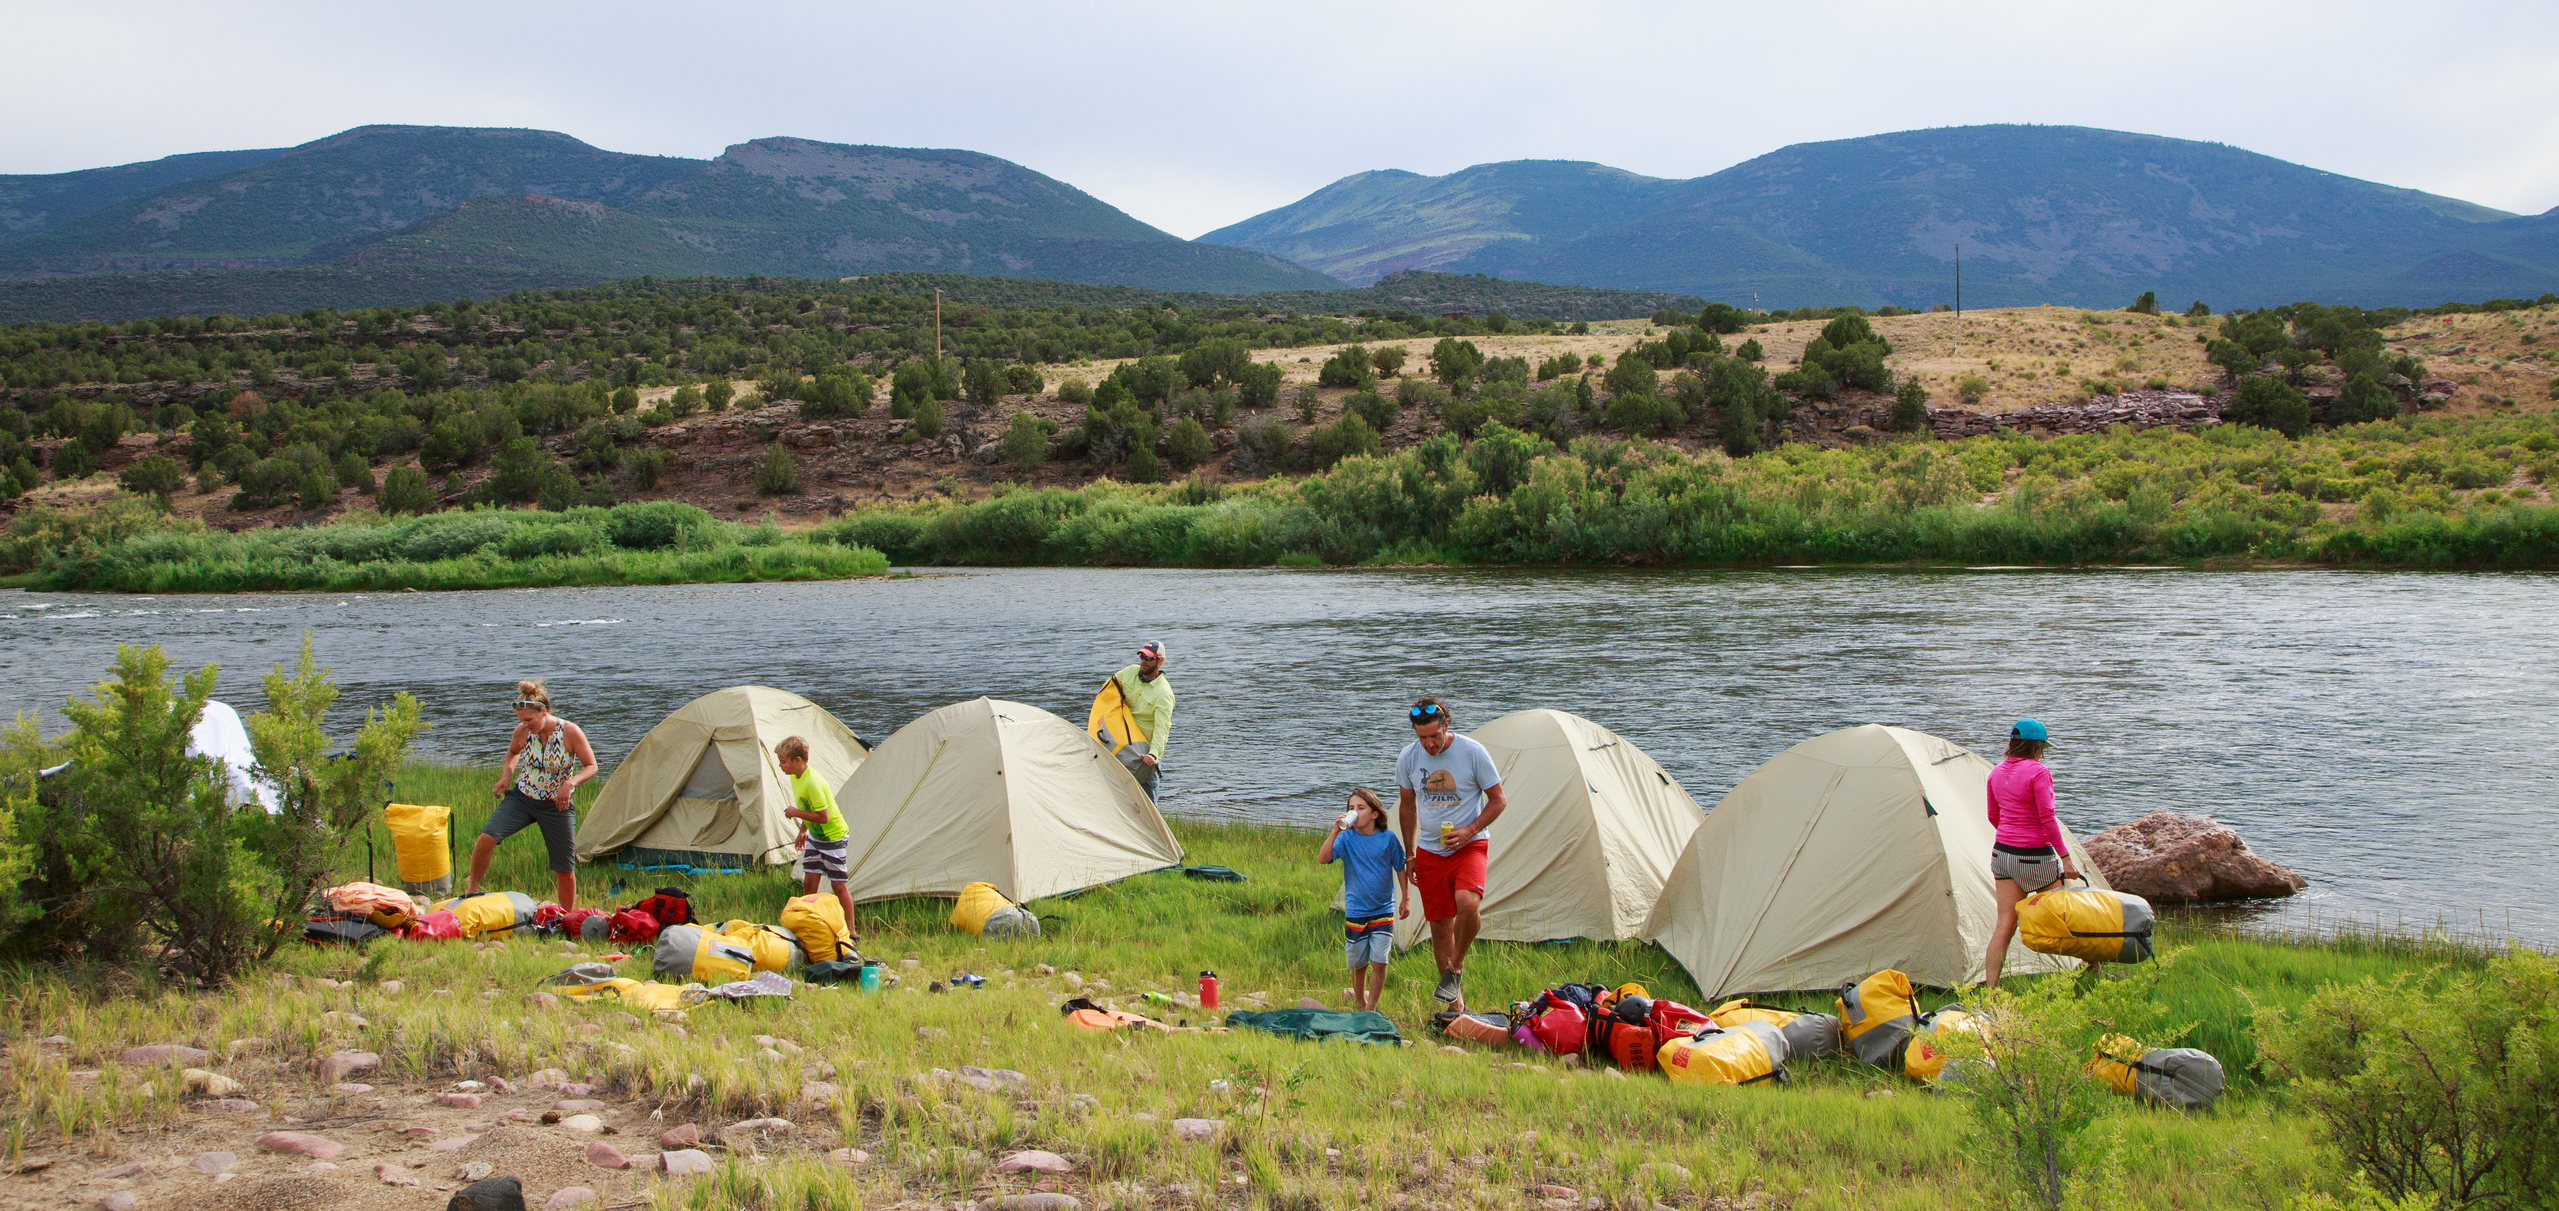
left=1339, top=810, right=1360, bottom=828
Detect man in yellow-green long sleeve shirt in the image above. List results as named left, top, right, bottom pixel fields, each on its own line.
left=1112, top=640, right=1176, bottom=792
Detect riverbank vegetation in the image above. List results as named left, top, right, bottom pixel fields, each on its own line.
left=16, top=499, right=887, bottom=592
left=3, top=635, right=2552, bottom=1209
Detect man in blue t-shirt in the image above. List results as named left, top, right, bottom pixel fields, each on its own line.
left=1320, top=786, right=1406, bottom=1011
left=1395, top=696, right=1506, bottom=1012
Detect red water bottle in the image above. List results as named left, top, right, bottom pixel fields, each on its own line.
left=1199, top=970, right=1219, bottom=1010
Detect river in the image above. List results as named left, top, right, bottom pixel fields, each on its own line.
left=3, top=568, right=2551, bottom=944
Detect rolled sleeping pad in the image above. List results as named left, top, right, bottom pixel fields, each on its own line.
left=1659, top=1020, right=1789, bottom=1087
left=2017, top=880, right=2156, bottom=964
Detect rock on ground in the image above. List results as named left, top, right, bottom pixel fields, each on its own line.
left=317, top=1050, right=381, bottom=1083
left=256, top=1131, right=342, bottom=1160
left=544, top=1188, right=599, bottom=1210
left=448, top=1175, right=529, bottom=1211
left=118, top=1044, right=211, bottom=1066
left=2084, top=811, right=2307, bottom=903
left=657, top=1124, right=700, bottom=1150
left=996, top=1150, right=1073, bottom=1174
left=1172, top=1118, right=1222, bottom=1141
left=659, top=1149, right=714, bottom=1176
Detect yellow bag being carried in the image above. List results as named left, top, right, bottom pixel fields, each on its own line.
left=652, top=923, right=755, bottom=984
left=951, top=881, right=1041, bottom=939
left=1658, top=1021, right=1789, bottom=1088
left=2088, top=1034, right=2225, bottom=1109
left=779, top=893, right=857, bottom=963
left=1836, top=969, right=1922, bottom=1070
left=383, top=803, right=453, bottom=896
left=1709, top=998, right=1842, bottom=1061
left=714, top=919, right=807, bottom=973
left=1904, top=1007, right=1981, bottom=1084
left=2016, top=882, right=2155, bottom=965
left=424, top=891, right=537, bottom=939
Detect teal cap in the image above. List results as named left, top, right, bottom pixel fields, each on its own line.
left=2011, top=718, right=2049, bottom=743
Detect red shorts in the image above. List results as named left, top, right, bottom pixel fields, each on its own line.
left=1410, top=840, right=1488, bottom=922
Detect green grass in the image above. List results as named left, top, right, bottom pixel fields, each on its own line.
left=2, top=761, right=2489, bottom=1209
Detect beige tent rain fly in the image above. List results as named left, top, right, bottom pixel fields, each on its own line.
left=1394, top=709, right=1704, bottom=949
left=576, top=687, right=868, bottom=871
left=1642, top=725, right=2107, bottom=997
left=833, top=697, right=1183, bottom=904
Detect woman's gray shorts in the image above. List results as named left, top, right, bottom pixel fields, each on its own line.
left=482, top=789, right=578, bottom=873
left=1992, top=845, right=2062, bottom=890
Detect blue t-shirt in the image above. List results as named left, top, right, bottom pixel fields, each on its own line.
left=1396, top=734, right=1502, bottom=856
left=1327, top=827, right=1407, bottom=921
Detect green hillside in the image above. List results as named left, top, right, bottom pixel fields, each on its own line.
left=0, top=146, right=287, bottom=240
left=0, top=126, right=698, bottom=271
left=0, top=127, right=1344, bottom=313
left=1204, top=125, right=2556, bottom=309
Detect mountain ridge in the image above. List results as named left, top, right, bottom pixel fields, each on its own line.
left=1203, top=125, right=2553, bottom=307
left=0, top=125, right=1341, bottom=301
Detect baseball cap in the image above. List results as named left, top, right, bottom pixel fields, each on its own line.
left=2010, top=718, right=2049, bottom=743
left=1138, top=641, right=1166, bottom=663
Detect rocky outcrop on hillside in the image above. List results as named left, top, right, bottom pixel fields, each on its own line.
left=2083, top=811, right=2308, bottom=904
left=1929, top=390, right=2221, bottom=439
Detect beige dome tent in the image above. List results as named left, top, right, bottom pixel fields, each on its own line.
left=1392, top=709, right=1704, bottom=949
left=1642, top=725, right=2108, bottom=997
left=833, top=697, right=1183, bottom=904
left=576, top=687, right=868, bottom=871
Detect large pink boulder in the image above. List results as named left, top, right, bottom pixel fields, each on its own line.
left=2083, top=812, right=2308, bottom=904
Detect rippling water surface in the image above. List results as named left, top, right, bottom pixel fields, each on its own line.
left=4, top=568, right=2551, bottom=942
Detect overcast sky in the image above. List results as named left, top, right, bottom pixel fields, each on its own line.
left=7, top=1, right=2555, bottom=238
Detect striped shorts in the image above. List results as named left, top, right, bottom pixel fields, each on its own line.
left=802, top=836, right=850, bottom=883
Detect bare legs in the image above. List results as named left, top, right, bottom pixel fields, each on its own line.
left=1350, top=963, right=1386, bottom=1011
left=804, top=871, right=858, bottom=941
left=464, top=834, right=497, bottom=895
left=1983, top=878, right=2027, bottom=990
left=464, top=834, right=573, bottom=910
left=1428, top=888, right=1484, bottom=1004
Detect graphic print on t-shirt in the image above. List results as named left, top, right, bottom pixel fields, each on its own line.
left=1423, top=770, right=1456, bottom=794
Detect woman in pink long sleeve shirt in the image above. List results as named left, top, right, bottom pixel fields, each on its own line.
left=1982, top=718, right=2081, bottom=989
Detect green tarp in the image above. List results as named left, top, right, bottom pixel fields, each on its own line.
left=1223, top=1008, right=1403, bottom=1045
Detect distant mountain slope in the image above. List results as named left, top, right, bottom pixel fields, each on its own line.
left=0, top=126, right=699, bottom=272
left=0, top=146, right=288, bottom=240
left=0, top=127, right=1341, bottom=315
left=1206, top=125, right=2553, bottom=308
left=1197, top=161, right=1676, bottom=285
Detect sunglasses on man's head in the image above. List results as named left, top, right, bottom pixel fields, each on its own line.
left=1408, top=706, right=1442, bottom=722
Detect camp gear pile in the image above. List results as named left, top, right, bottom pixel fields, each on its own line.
left=2017, top=881, right=2158, bottom=965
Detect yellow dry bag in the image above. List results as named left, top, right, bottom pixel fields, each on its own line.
left=779, top=892, right=857, bottom=963
left=1836, top=969, right=1921, bottom=1070
left=1709, top=998, right=1842, bottom=1061
left=1904, top=1008, right=1981, bottom=1084
left=383, top=802, right=452, bottom=895
left=423, top=891, right=536, bottom=939
left=651, top=924, right=754, bottom=984
left=2087, top=1034, right=2225, bottom=1109
left=714, top=919, right=807, bottom=973
left=2017, top=882, right=2156, bottom=965
left=1086, top=677, right=1147, bottom=756
left=1658, top=1020, right=1789, bottom=1088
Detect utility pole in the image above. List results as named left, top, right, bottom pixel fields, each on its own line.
left=934, top=289, right=942, bottom=361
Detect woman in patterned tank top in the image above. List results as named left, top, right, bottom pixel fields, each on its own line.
left=464, top=679, right=599, bottom=909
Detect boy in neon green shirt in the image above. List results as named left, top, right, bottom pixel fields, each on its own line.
left=777, top=735, right=856, bottom=933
